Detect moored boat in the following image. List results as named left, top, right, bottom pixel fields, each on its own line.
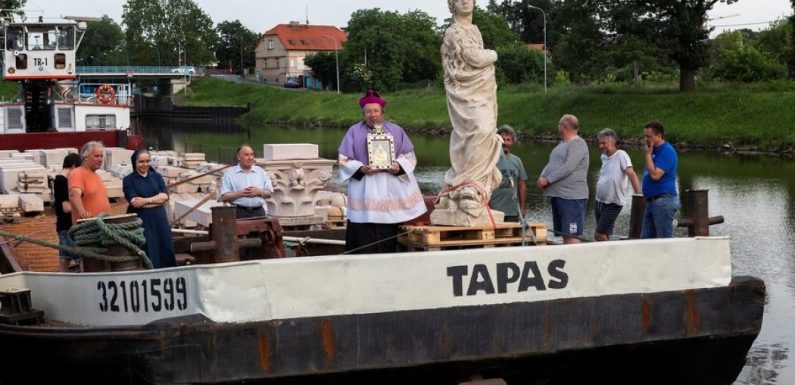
left=1, top=17, right=140, bottom=151
left=0, top=232, right=765, bottom=384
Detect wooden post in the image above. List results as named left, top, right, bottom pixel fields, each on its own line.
left=628, top=194, right=646, bottom=239
left=677, top=189, right=724, bottom=237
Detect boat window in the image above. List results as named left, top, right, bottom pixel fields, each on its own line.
left=5, top=27, right=24, bottom=50
left=15, top=53, right=27, bottom=69
left=26, top=28, right=59, bottom=51
left=85, top=114, right=117, bottom=129
left=56, top=27, right=75, bottom=50
left=54, top=53, right=66, bottom=69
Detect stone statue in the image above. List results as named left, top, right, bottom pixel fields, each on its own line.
left=431, top=0, right=503, bottom=226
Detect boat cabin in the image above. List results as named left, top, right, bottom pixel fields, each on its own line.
left=2, top=17, right=85, bottom=81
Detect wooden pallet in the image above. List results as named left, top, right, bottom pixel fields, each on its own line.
left=399, top=223, right=547, bottom=251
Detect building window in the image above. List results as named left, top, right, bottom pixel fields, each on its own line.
left=267, top=39, right=274, bottom=50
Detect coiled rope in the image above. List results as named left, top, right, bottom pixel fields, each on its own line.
left=0, top=213, right=153, bottom=269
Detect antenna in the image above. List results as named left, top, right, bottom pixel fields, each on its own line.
left=305, top=4, right=309, bottom=25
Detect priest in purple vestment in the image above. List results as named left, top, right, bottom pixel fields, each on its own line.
left=338, top=90, right=427, bottom=254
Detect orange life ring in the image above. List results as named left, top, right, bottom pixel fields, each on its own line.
left=96, top=84, right=116, bottom=105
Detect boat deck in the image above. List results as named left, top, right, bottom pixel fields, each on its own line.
left=1, top=200, right=129, bottom=272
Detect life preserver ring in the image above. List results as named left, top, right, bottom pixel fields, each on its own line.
left=96, top=84, right=116, bottom=105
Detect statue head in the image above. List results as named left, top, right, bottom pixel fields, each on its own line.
left=448, top=0, right=476, bottom=14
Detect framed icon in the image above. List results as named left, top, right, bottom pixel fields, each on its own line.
left=367, top=132, right=395, bottom=169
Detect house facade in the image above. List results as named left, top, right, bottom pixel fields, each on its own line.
left=255, top=22, right=347, bottom=86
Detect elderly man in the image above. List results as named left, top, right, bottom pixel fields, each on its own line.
left=338, top=90, right=427, bottom=254
left=594, top=128, right=641, bottom=241
left=489, top=125, right=528, bottom=222
left=536, top=114, right=590, bottom=244
left=68, top=141, right=111, bottom=224
left=641, top=121, right=679, bottom=238
left=220, top=144, right=274, bottom=219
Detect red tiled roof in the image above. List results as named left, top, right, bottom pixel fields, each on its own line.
left=263, top=24, right=348, bottom=51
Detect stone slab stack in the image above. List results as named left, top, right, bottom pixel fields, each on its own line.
left=179, top=153, right=205, bottom=169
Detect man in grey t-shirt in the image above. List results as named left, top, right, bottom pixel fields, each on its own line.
left=536, top=114, right=590, bottom=244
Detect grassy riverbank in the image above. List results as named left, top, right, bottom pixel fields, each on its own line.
left=180, top=77, right=793, bottom=153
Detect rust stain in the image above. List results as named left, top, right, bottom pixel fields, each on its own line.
left=259, top=333, right=270, bottom=372
left=685, top=290, right=700, bottom=336
left=321, top=319, right=335, bottom=360
left=641, top=298, right=651, bottom=333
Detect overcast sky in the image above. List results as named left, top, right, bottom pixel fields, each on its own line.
left=21, top=0, right=793, bottom=36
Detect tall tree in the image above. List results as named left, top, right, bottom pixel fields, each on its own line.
left=605, top=0, right=739, bottom=92
left=344, top=8, right=441, bottom=91
left=216, top=20, right=257, bottom=74
left=304, top=52, right=338, bottom=90
left=77, top=16, right=125, bottom=66
left=0, top=0, right=25, bottom=20
left=123, top=0, right=217, bottom=66
left=790, top=0, right=795, bottom=76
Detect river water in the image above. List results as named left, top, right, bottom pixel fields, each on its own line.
left=143, top=121, right=795, bottom=384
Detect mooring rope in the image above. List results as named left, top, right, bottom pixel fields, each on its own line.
left=0, top=213, right=153, bottom=269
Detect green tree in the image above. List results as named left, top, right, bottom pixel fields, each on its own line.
left=123, top=0, right=217, bottom=66
left=77, top=16, right=125, bottom=66
left=490, top=0, right=555, bottom=48
left=755, top=20, right=792, bottom=68
left=790, top=0, right=795, bottom=75
left=304, top=52, right=337, bottom=90
left=605, top=0, right=739, bottom=92
left=216, top=20, right=257, bottom=74
left=0, top=0, right=25, bottom=20
left=472, top=7, right=520, bottom=49
left=552, top=0, right=608, bottom=83
left=496, top=40, right=545, bottom=83
left=344, top=8, right=441, bottom=91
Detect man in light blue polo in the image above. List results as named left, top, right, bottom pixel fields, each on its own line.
left=641, top=121, right=679, bottom=238
left=220, top=144, right=273, bottom=219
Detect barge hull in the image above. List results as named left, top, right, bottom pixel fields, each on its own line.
left=0, top=276, right=765, bottom=384
left=0, top=130, right=141, bottom=151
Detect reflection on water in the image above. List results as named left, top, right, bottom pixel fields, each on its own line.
left=142, top=121, right=795, bottom=384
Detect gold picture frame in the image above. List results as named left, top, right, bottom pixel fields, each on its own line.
left=367, top=132, right=395, bottom=169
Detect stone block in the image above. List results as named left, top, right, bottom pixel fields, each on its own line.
left=0, top=150, right=20, bottom=160
left=103, top=148, right=134, bottom=171
left=157, top=165, right=187, bottom=178
left=110, top=164, right=133, bottom=179
left=0, top=163, right=47, bottom=194
left=0, top=194, right=19, bottom=209
left=173, top=198, right=223, bottom=227
left=18, top=194, right=44, bottom=213
left=262, top=143, right=318, bottom=161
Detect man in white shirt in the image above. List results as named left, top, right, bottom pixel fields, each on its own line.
left=220, top=145, right=274, bottom=219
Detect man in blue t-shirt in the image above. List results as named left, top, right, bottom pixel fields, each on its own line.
left=489, top=125, right=528, bottom=222
left=641, top=121, right=679, bottom=238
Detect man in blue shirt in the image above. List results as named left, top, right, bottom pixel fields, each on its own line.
left=220, top=144, right=274, bottom=219
left=641, top=121, right=679, bottom=238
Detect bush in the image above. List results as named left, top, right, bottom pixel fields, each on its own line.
left=713, top=46, right=787, bottom=82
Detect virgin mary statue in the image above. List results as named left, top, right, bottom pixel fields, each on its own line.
left=431, top=0, right=503, bottom=226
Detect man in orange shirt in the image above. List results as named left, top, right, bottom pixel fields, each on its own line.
left=69, top=141, right=111, bottom=224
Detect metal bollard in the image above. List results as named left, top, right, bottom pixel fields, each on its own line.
left=628, top=194, right=646, bottom=239
left=677, top=189, right=724, bottom=236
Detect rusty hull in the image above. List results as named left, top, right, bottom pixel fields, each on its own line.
left=0, top=276, right=765, bottom=385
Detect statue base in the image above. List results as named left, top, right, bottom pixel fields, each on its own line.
left=430, top=207, right=504, bottom=227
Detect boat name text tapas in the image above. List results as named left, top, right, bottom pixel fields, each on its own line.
left=447, top=260, right=568, bottom=297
